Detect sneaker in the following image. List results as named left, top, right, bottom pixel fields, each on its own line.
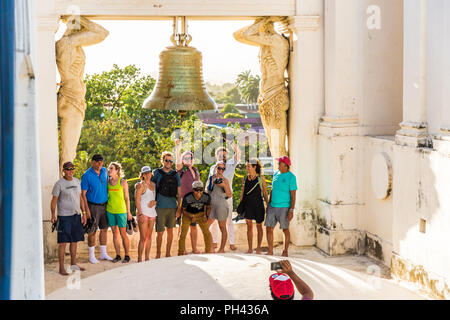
left=126, top=220, right=133, bottom=235
left=122, top=255, right=130, bottom=263
left=99, top=253, right=113, bottom=261
left=131, top=218, right=138, bottom=232
left=89, top=256, right=99, bottom=264
left=112, top=255, right=121, bottom=263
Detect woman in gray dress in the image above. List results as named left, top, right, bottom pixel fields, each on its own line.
left=206, top=161, right=232, bottom=253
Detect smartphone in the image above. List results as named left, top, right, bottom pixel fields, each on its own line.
left=270, top=261, right=282, bottom=270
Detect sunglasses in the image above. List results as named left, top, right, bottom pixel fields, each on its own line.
left=217, top=167, right=225, bottom=171
left=164, top=159, right=174, bottom=163
left=193, top=188, right=203, bottom=192
left=64, top=167, right=75, bottom=171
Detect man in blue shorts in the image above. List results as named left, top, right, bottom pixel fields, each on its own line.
left=81, top=154, right=113, bottom=264
left=51, top=161, right=87, bottom=275
left=265, top=156, right=297, bottom=257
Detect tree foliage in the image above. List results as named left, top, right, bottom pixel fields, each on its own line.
left=235, top=70, right=260, bottom=104
left=221, top=103, right=240, bottom=114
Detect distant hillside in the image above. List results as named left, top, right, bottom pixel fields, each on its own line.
left=205, top=82, right=235, bottom=98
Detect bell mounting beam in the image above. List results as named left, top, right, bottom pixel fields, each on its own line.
left=53, top=0, right=296, bottom=20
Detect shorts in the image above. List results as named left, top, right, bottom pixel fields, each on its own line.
left=107, top=211, right=128, bottom=228
left=88, top=202, right=109, bottom=231
left=138, top=214, right=156, bottom=224
left=57, top=214, right=85, bottom=244
left=156, top=208, right=177, bottom=232
left=264, top=205, right=290, bottom=229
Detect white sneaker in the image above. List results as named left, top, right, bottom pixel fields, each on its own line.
left=99, top=253, right=113, bottom=261
left=89, top=256, right=99, bottom=264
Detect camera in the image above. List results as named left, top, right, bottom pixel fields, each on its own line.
left=270, top=261, right=282, bottom=271
left=214, top=178, right=223, bottom=184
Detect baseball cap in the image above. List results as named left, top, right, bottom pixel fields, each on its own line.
left=192, top=180, right=204, bottom=189
left=62, top=161, right=75, bottom=170
left=141, top=166, right=152, bottom=173
left=269, top=273, right=295, bottom=300
left=277, top=155, right=291, bottom=167
left=92, top=154, right=104, bottom=161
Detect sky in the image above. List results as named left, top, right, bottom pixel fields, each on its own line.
left=55, top=19, right=261, bottom=85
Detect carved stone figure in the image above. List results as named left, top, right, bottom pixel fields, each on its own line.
left=234, top=17, right=290, bottom=160
left=56, top=16, right=108, bottom=173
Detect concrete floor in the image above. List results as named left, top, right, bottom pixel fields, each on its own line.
left=46, top=246, right=428, bottom=300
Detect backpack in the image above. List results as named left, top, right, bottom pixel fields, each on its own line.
left=156, top=168, right=178, bottom=198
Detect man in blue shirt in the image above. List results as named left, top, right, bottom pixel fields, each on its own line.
left=265, top=156, right=297, bottom=257
left=151, top=151, right=181, bottom=259
left=81, top=154, right=113, bottom=264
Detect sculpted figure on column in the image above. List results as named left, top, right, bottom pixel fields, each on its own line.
left=56, top=16, right=109, bottom=173
left=234, top=17, right=290, bottom=159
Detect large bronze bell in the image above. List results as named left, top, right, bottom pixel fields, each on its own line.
left=143, top=17, right=217, bottom=114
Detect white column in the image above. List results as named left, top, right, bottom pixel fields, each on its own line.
left=11, top=0, right=45, bottom=300
left=315, top=0, right=364, bottom=256
left=36, top=13, right=60, bottom=262
left=433, top=0, right=450, bottom=155
left=396, top=0, right=429, bottom=147
left=440, top=1, right=450, bottom=136
left=287, top=0, right=323, bottom=246
left=319, top=0, right=361, bottom=135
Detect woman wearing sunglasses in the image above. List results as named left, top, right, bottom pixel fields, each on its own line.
left=175, top=141, right=201, bottom=254
left=205, top=161, right=232, bottom=253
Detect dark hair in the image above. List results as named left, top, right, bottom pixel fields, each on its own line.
left=269, top=287, right=294, bottom=300
left=248, top=158, right=262, bottom=175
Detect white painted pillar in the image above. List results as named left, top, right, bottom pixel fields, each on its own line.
left=396, top=0, right=429, bottom=147
left=11, top=0, right=45, bottom=300
left=316, top=0, right=364, bottom=256
left=287, top=0, right=323, bottom=246
left=320, top=0, right=361, bottom=133
left=35, top=10, right=60, bottom=262
left=433, top=0, right=450, bottom=155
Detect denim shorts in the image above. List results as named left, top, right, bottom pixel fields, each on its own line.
left=57, top=214, right=85, bottom=244
left=264, top=205, right=290, bottom=229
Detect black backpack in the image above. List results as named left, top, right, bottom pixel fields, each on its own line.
left=156, top=168, right=178, bottom=198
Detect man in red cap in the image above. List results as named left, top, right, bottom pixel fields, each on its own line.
left=265, top=155, right=297, bottom=256
left=269, top=260, right=314, bottom=300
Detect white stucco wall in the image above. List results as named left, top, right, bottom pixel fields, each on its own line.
left=358, top=137, right=395, bottom=266
left=392, top=145, right=450, bottom=282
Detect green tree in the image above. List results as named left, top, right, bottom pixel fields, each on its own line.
left=235, top=70, right=260, bottom=104
left=224, top=87, right=242, bottom=104
left=221, top=103, right=239, bottom=114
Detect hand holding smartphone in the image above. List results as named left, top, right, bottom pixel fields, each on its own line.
left=270, top=261, right=282, bottom=271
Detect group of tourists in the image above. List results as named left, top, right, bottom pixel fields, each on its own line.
left=51, top=141, right=298, bottom=276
